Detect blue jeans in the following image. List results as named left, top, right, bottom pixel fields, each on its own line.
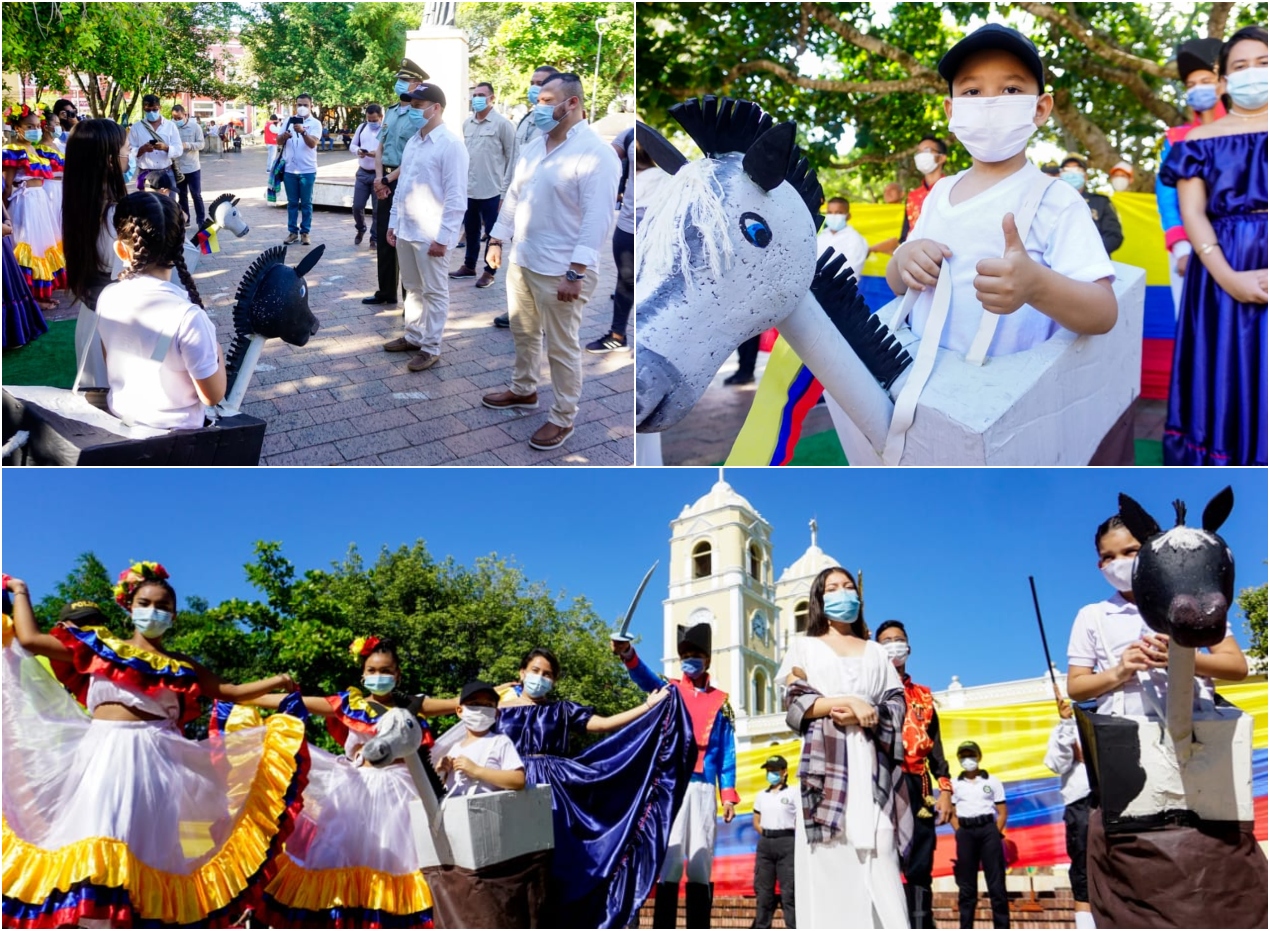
left=462, top=195, right=501, bottom=274
left=283, top=171, right=316, bottom=234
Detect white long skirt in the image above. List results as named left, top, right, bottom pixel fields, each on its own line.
left=794, top=803, right=910, bottom=929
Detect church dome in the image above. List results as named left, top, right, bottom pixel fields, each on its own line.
left=679, top=473, right=762, bottom=520
left=778, top=520, right=839, bottom=581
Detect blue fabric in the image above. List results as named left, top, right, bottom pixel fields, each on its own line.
left=284, top=171, right=316, bottom=234
left=1156, top=135, right=1183, bottom=242
left=1159, top=132, right=1268, bottom=466
left=494, top=693, right=697, bottom=929
left=3, top=233, right=47, bottom=348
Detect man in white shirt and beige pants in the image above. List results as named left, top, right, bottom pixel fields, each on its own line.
left=382, top=84, right=469, bottom=372
left=482, top=73, right=620, bottom=452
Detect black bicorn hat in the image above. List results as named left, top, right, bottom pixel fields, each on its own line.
left=1175, top=38, right=1222, bottom=81
left=677, top=622, right=712, bottom=655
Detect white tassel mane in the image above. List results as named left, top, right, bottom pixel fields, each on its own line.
left=636, top=157, right=734, bottom=293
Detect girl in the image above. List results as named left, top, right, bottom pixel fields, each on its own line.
left=2, top=104, right=65, bottom=308
left=1160, top=26, right=1268, bottom=466
left=2, top=563, right=307, bottom=928
left=248, top=636, right=458, bottom=929
left=777, top=566, right=910, bottom=929
left=95, top=190, right=227, bottom=428
left=36, top=109, right=65, bottom=242
left=3, top=189, right=48, bottom=348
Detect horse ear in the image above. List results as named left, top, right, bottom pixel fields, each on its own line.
left=231, top=196, right=241, bottom=206
left=293, top=243, right=325, bottom=278
left=742, top=121, right=795, bottom=192
left=407, top=694, right=424, bottom=716
left=1118, top=493, right=1161, bottom=544
left=635, top=122, right=687, bottom=175
left=1201, top=485, right=1234, bottom=533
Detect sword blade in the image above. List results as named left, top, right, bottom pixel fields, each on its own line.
left=612, top=561, right=658, bottom=641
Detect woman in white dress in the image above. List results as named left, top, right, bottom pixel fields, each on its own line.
left=777, top=566, right=912, bottom=929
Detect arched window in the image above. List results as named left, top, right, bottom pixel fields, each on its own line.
left=794, top=599, right=809, bottom=633
left=753, top=668, right=769, bottom=715
left=692, top=540, right=712, bottom=579
left=748, top=543, right=762, bottom=581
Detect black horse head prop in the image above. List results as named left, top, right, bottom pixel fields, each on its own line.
left=225, top=245, right=323, bottom=389
left=1118, top=486, right=1235, bottom=649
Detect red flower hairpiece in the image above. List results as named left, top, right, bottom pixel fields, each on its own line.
left=113, top=561, right=170, bottom=608
left=349, top=635, right=381, bottom=658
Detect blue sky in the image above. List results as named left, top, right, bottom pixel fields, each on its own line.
left=3, top=468, right=1265, bottom=690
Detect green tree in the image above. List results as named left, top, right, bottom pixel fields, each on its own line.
left=32, top=552, right=121, bottom=632
left=1238, top=580, right=1267, bottom=665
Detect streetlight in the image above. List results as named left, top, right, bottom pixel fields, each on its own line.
left=591, top=18, right=608, bottom=122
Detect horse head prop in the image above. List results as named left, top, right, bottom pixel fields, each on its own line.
left=206, top=193, right=250, bottom=238
left=362, top=700, right=443, bottom=823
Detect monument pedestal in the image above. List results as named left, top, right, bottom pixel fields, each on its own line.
left=405, top=25, right=470, bottom=138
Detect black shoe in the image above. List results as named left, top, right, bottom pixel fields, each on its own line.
left=585, top=334, right=629, bottom=353
left=362, top=294, right=397, bottom=305
left=493, top=313, right=510, bottom=328
left=355, top=229, right=365, bottom=245
left=723, top=370, right=755, bottom=385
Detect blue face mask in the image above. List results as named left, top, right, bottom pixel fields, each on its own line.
left=395, top=79, right=411, bottom=97
left=680, top=657, right=705, bottom=679
left=144, top=110, right=161, bottom=123
left=471, top=95, right=488, bottom=113
left=407, top=107, right=426, bottom=126
left=823, top=213, right=847, bottom=232
left=23, top=129, right=42, bottom=144
left=1059, top=170, right=1086, bottom=191
left=363, top=673, right=396, bottom=696
left=1185, top=84, right=1219, bottom=112
left=1226, top=67, right=1269, bottom=110
left=522, top=672, right=553, bottom=699
left=132, top=605, right=174, bottom=638
left=822, top=589, right=860, bottom=623
left=766, top=771, right=783, bottom=786
left=532, top=102, right=561, bottom=133
left=527, top=85, right=542, bottom=105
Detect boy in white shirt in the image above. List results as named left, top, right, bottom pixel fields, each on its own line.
left=439, top=680, right=526, bottom=798
left=816, top=196, right=870, bottom=278
left=886, top=24, right=1117, bottom=358
left=1043, top=700, right=1093, bottom=929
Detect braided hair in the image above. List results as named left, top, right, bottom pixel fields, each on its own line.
left=112, top=190, right=204, bottom=308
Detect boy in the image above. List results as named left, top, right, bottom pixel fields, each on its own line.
left=751, top=755, right=797, bottom=929
left=817, top=196, right=870, bottom=277
left=951, top=741, right=1009, bottom=929
left=439, top=680, right=526, bottom=797
left=613, top=623, right=738, bottom=929
left=887, top=24, right=1117, bottom=358
left=1043, top=700, right=1093, bottom=930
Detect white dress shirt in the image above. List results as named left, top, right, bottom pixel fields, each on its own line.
left=387, top=123, right=469, bottom=248
left=279, top=115, right=325, bottom=174
left=127, top=118, right=183, bottom=171
left=489, top=119, right=620, bottom=276
left=1043, top=719, right=1091, bottom=805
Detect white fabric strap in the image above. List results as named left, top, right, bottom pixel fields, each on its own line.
left=881, top=263, right=951, bottom=466
left=71, top=303, right=97, bottom=394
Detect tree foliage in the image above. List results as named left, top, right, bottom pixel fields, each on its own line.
left=1238, top=580, right=1267, bottom=665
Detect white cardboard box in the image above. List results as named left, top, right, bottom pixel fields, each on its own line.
left=411, top=784, right=554, bottom=871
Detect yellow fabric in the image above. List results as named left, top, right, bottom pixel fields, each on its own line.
left=725, top=336, right=809, bottom=466
left=2, top=613, right=12, bottom=648
left=1106, top=191, right=1171, bottom=286
left=1, top=713, right=307, bottom=925
left=265, top=857, right=434, bottom=914
left=70, top=624, right=197, bottom=676
left=12, top=240, right=66, bottom=279
left=845, top=203, right=904, bottom=278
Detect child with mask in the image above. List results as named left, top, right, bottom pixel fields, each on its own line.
left=951, top=741, right=1009, bottom=929
left=440, top=680, right=526, bottom=797
left=816, top=196, right=870, bottom=277
left=751, top=755, right=798, bottom=929
left=886, top=24, right=1117, bottom=359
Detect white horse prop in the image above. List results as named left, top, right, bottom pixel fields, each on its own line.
left=635, top=97, right=1144, bottom=466
left=184, top=193, right=251, bottom=273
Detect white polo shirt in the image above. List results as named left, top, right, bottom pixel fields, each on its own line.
left=387, top=123, right=469, bottom=247
left=279, top=115, right=324, bottom=174
left=953, top=773, right=1005, bottom=819
left=1044, top=719, right=1091, bottom=806
left=753, top=783, right=799, bottom=831
left=127, top=117, right=183, bottom=171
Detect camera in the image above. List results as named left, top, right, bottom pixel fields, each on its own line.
left=288, top=115, right=304, bottom=127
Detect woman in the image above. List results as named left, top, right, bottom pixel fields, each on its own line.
left=777, top=566, right=910, bottom=929
left=248, top=636, right=457, bottom=928
left=2, top=563, right=307, bottom=928
left=36, top=112, right=65, bottom=241
left=486, top=646, right=690, bottom=928
left=1160, top=25, right=1268, bottom=466
left=2, top=104, right=65, bottom=309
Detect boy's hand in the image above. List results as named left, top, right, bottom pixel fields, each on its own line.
left=974, top=213, right=1037, bottom=315
left=895, top=238, right=951, bottom=291
left=451, top=755, right=482, bottom=779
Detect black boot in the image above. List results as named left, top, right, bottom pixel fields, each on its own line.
left=685, top=882, right=712, bottom=929
left=910, top=885, right=934, bottom=929
left=653, top=881, right=680, bottom=929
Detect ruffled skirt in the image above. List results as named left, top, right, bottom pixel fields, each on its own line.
left=1, top=640, right=309, bottom=928
left=7, top=184, right=65, bottom=300
left=3, top=233, right=47, bottom=348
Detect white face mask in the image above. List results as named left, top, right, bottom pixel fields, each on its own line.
left=948, top=95, right=1040, bottom=163
left=460, top=705, right=498, bottom=732
left=914, top=151, right=940, bottom=174
left=296, top=105, right=311, bottom=118
left=1100, top=556, right=1135, bottom=593
left=960, top=757, right=980, bottom=772
left=1110, top=176, right=1130, bottom=192
left=882, top=641, right=910, bottom=666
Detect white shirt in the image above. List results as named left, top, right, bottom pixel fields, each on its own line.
left=279, top=115, right=324, bottom=174
left=1043, top=719, right=1091, bottom=805
left=127, top=118, right=183, bottom=171
left=444, top=731, right=524, bottom=798
left=953, top=773, right=1005, bottom=818
left=753, top=783, right=799, bottom=831
left=907, top=162, right=1115, bottom=356
left=387, top=123, right=469, bottom=247
left=489, top=120, right=621, bottom=276
left=97, top=276, right=221, bottom=430
left=817, top=223, right=870, bottom=277
left=87, top=675, right=180, bottom=721
left=352, top=121, right=382, bottom=172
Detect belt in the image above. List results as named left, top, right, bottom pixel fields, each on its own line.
left=761, top=829, right=794, bottom=838
left=958, top=814, right=995, bottom=827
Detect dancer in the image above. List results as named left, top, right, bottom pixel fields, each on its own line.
left=778, top=567, right=910, bottom=930
left=3, top=104, right=65, bottom=308
left=1, top=564, right=308, bottom=928
left=36, top=112, right=65, bottom=243
left=248, top=635, right=457, bottom=929
left=2, top=191, right=47, bottom=348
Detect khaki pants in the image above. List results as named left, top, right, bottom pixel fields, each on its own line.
left=397, top=238, right=452, bottom=355
left=507, top=263, right=597, bottom=428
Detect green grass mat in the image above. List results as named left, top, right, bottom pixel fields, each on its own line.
left=2, top=319, right=77, bottom=389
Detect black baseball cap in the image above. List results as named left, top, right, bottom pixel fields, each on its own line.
left=957, top=740, right=983, bottom=758
left=761, top=755, right=789, bottom=770
left=409, top=84, right=447, bottom=108
left=59, top=600, right=108, bottom=624
left=938, top=24, right=1046, bottom=94
left=1061, top=154, right=1088, bottom=170
left=459, top=679, right=499, bottom=704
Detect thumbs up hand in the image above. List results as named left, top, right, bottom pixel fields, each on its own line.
left=974, top=213, right=1038, bottom=315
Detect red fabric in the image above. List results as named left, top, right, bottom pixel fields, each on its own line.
left=904, top=178, right=940, bottom=233
left=899, top=675, right=936, bottom=775
left=264, top=124, right=278, bottom=145
left=673, top=677, right=728, bottom=776
left=1141, top=338, right=1174, bottom=401
left=758, top=328, right=779, bottom=353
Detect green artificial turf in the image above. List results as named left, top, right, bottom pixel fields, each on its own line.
left=2, top=318, right=77, bottom=389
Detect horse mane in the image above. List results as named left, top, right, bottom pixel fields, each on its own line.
left=225, top=245, right=287, bottom=389
left=809, top=250, right=912, bottom=391
left=208, top=192, right=234, bottom=215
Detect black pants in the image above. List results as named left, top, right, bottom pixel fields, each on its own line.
left=736, top=334, right=760, bottom=376
left=752, top=833, right=795, bottom=928
left=374, top=175, right=399, bottom=299
left=176, top=169, right=204, bottom=226
left=1063, top=796, right=1090, bottom=903
left=609, top=226, right=635, bottom=339
left=901, top=771, right=936, bottom=928
left=462, top=195, right=500, bottom=274
left=955, top=820, right=1009, bottom=929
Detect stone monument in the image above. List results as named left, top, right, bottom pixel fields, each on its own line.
left=407, top=2, right=469, bottom=137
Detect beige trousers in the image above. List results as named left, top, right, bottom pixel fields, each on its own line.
left=397, top=238, right=451, bottom=355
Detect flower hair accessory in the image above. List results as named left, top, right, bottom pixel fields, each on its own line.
left=4, top=104, right=33, bottom=128
left=350, top=635, right=381, bottom=659
left=113, top=561, right=170, bottom=608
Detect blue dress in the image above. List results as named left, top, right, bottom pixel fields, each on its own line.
left=495, top=690, right=696, bottom=929
left=1159, top=132, right=1267, bottom=466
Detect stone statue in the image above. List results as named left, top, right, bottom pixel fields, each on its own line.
left=422, top=2, right=456, bottom=27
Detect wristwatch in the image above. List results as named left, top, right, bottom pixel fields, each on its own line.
left=564, top=269, right=585, bottom=282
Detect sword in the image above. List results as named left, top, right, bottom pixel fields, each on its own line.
left=610, top=561, right=658, bottom=643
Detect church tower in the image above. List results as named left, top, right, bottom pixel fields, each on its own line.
left=664, top=471, right=779, bottom=717
left=774, top=518, right=841, bottom=656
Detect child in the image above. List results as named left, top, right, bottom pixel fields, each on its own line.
left=817, top=196, right=870, bottom=277
left=439, top=679, right=526, bottom=796
left=3, top=104, right=65, bottom=309
left=751, top=755, right=797, bottom=930
left=1043, top=700, right=1093, bottom=930
left=886, top=24, right=1117, bottom=358
left=951, top=740, right=1009, bottom=929
left=95, top=190, right=227, bottom=429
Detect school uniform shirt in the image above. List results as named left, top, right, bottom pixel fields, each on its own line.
left=753, top=783, right=799, bottom=831
left=1043, top=719, right=1091, bottom=805
left=816, top=224, right=870, bottom=277
left=1066, top=593, right=1228, bottom=717
left=279, top=116, right=324, bottom=174
left=96, top=276, right=220, bottom=430
left=351, top=121, right=381, bottom=172
left=953, top=773, right=1005, bottom=819
left=127, top=118, right=183, bottom=171
left=387, top=123, right=469, bottom=247
left=906, top=161, right=1116, bottom=357
left=462, top=109, right=516, bottom=199
left=444, top=731, right=525, bottom=798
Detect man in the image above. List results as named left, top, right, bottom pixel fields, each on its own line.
left=818, top=196, right=870, bottom=274
left=751, top=755, right=797, bottom=929
left=876, top=620, right=953, bottom=929
left=493, top=64, right=560, bottom=328
left=882, top=182, right=903, bottom=204
left=613, top=624, right=737, bottom=929
left=452, top=81, right=515, bottom=288
left=482, top=73, right=620, bottom=452
left=278, top=93, right=323, bottom=246
left=52, top=98, right=77, bottom=143
left=1060, top=154, right=1123, bottom=256
left=364, top=58, right=429, bottom=307
left=1044, top=699, right=1094, bottom=930
left=350, top=104, right=383, bottom=247
left=381, top=85, right=468, bottom=373
left=900, top=134, right=948, bottom=243
left=264, top=114, right=280, bottom=173
left=127, top=94, right=183, bottom=194
left=170, top=104, right=206, bottom=228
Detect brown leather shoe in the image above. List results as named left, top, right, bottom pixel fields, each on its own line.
left=475, top=271, right=496, bottom=289
left=449, top=265, right=477, bottom=279
left=383, top=336, right=417, bottom=352
left=482, top=390, right=539, bottom=410
left=407, top=350, right=438, bottom=372
left=529, top=422, right=573, bottom=451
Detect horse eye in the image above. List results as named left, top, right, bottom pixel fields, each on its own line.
left=739, top=212, right=772, bottom=248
